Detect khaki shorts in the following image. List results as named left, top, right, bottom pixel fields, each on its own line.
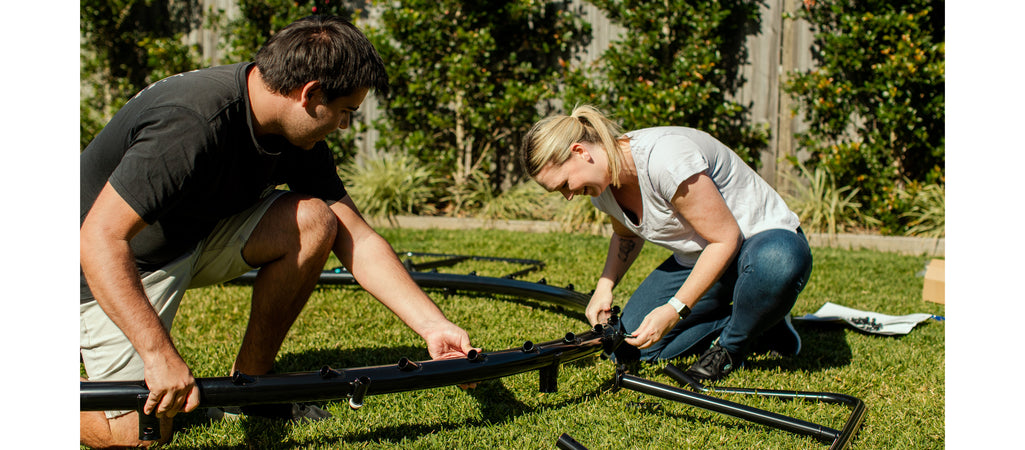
left=80, top=191, right=286, bottom=418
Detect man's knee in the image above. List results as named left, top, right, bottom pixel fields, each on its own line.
left=247, top=194, right=337, bottom=265
left=80, top=410, right=172, bottom=449
left=292, top=196, right=338, bottom=247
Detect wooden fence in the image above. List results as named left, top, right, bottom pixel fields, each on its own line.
left=185, top=0, right=817, bottom=187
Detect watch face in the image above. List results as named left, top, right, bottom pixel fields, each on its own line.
left=676, top=303, right=691, bottom=319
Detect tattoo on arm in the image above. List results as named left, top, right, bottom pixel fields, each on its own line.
left=616, top=239, right=637, bottom=262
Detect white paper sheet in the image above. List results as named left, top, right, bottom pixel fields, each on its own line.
left=793, top=302, right=938, bottom=336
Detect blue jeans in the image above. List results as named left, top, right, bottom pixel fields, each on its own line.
left=617, top=228, right=812, bottom=362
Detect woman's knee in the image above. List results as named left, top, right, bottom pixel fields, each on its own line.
left=741, top=230, right=812, bottom=283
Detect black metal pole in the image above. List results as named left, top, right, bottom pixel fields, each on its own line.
left=81, top=324, right=619, bottom=412
left=231, top=270, right=590, bottom=312
left=616, top=372, right=840, bottom=443
left=83, top=252, right=869, bottom=448
left=662, top=364, right=866, bottom=450
left=556, top=433, right=589, bottom=450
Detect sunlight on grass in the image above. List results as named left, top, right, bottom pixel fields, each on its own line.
left=145, top=228, right=943, bottom=449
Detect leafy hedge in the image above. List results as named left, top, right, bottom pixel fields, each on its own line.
left=785, top=0, right=944, bottom=235
left=366, top=0, right=591, bottom=201
left=80, top=0, right=944, bottom=236
left=80, top=0, right=206, bottom=149
left=561, top=0, right=769, bottom=168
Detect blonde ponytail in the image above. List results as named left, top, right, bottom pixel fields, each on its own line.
left=519, top=105, right=628, bottom=187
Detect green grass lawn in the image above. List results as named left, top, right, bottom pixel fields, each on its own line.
left=126, top=228, right=944, bottom=449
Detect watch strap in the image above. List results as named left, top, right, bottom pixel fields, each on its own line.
left=667, top=297, right=691, bottom=320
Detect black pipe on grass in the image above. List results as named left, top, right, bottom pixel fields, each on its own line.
left=616, top=371, right=840, bottom=443
left=81, top=323, right=620, bottom=412
left=661, top=364, right=866, bottom=450
left=556, top=433, right=589, bottom=450
left=232, top=269, right=590, bottom=312
left=81, top=253, right=867, bottom=448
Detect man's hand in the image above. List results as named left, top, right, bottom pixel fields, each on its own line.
left=420, top=320, right=480, bottom=389
left=421, top=321, right=477, bottom=361
left=142, top=353, right=201, bottom=419
left=624, top=304, right=679, bottom=350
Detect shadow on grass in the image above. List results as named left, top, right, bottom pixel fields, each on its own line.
left=754, top=321, right=854, bottom=373
left=329, top=375, right=616, bottom=447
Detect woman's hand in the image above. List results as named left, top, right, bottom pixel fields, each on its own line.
left=624, top=304, right=679, bottom=349
left=585, top=290, right=615, bottom=326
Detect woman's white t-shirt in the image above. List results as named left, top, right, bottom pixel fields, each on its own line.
left=591, top=127, right=800, bottom=267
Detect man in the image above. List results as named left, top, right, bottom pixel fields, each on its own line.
left=80, top=15, right=476, bottom=448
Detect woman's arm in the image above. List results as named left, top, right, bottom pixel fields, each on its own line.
left=625, top=173, right=742, bottom=349
left=587, top=217, right=645, bottom=325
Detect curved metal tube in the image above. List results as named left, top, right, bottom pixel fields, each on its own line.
left=83, top=260, right=606, bottom=441
left=556, top=433, right=589, bottom=450
left=81, top=323, right=620, bottom=412
left=231, top=270, right=590, bottom=312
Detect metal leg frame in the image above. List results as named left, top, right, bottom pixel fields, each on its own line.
left=659, top=364, right=866, bottom=450
left=609, top=364, right=865, bottom=449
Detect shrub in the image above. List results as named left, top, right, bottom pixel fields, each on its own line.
left=367, top=0, right=591, bottom=197
left=561, top=0, right=769, bottom=167
left=477, top=181, right=553, bottom=221
left=899, top=181, right=944, bottom=238
left=554, top=196, right=610, bottom=235
left=785, top=0, right=944, bottom=233
left=338, top=153, right=438, bottom=225
left=782, top=160, right=879, bottom=239
left=80, top=0, right=206, bottom=149
left=438, top=169, right=494, bottom=218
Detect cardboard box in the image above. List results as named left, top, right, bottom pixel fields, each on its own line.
left=922, top=259, right=944, bottom=304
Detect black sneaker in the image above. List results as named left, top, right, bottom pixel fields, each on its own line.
left=684, top=342, right=743, bottom=382
left=751, top=315, right=802, bottom=357
left=207, top=403, right=332, bottom=422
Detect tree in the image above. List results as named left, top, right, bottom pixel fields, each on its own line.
left=562, top=0, right=769, bottom=168
left=785, top=0, right=944, bottom=233
left=366, top=0, right=591, bottom=202
left=81, top=0, right=206, bottom=149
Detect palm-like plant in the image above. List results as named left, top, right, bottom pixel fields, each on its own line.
left=900, top=182, right=945, bottom=238
left=554, top=196, right=610, bottom=235
left=782, top=161, right=878, bottom=241
left=338, top=153, right=438, bottom=226
left=477, top=181, right=552, bottom=221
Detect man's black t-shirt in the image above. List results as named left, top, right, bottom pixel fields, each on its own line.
left=81, top=63, right=348, bottom=299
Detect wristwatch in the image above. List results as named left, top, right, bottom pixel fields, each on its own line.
left=667, top=297, right=691, bottom=320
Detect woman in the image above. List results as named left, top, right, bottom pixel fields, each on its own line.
left=519, top=105, right=812, bottom=381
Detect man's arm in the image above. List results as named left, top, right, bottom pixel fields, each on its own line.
left=327, top=195, right=475, bottom=360
left=80, top=182, right=200, bottom=418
